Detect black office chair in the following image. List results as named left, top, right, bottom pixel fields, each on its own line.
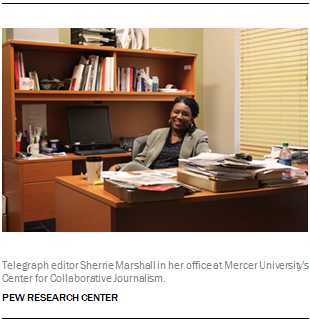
left=132, top=135, right=149, bottom=160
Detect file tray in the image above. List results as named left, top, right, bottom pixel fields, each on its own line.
left=177, top=169, right=259, bottom=193
left=104, top=179, right=184, bottom=203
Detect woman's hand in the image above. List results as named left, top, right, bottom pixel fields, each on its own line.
left=109, top=164, right=120, bottom=171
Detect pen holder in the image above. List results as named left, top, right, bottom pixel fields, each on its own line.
left=16, top=141, right=21, bottom=152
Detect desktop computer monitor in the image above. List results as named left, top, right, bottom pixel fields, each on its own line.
left=66, top=105, right=113, bottom=149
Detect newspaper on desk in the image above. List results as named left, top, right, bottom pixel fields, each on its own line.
left=104, top=171, right=201, bottom=193
left=107, top=173, right=178, bottom=189
left=16, top=151, right=66, bottom=160
left=16, top=152, right=53, bottom=160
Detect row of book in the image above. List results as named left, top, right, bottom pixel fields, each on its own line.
left=116, top=67, right=158, bottom=92
left=69, top=55, right=114, bottom=91
left=14, top=52, right=41, bottom=90
left=28, top=71, right=40, bottom=90
left=14, top=52, right=25, bottom=89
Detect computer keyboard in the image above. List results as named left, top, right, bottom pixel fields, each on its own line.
left=74, top=147, right=128, bottom=156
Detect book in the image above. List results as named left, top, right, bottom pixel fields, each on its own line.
left=28, top=71, right=37, bottom=90
left=133, top=67, right=138, bottom=91
left=116, top=67, right=120, bottom=91
left=84, top=65, right=92, bottom=91
left=136, top=73, right=142, bottom=92
left=69, top=64, right=85, bottom=91
left=104, top=57, right=111, bottom=91
left=99, top=57, right=104, bottom=91
left=19, top=52, right=25, bottom=77
left=109, top=57, right=114, bottom=91
left=101, top=57, right=106, bottom=91
left=95, top=59, right=101, bottom=91
left=93, top=55, right=100, bottom=91
left=33, top=71, right=40, bottom=90
left=14, top=52, right=20, bottom=89
left=125, top=67, right=131, bottom=92
left=120, top=67, right=125, bottom=91
left=79, top=64, right=89, bottom=91
left=259, top=176, right=299, bottom=187
left=88, top=55, right=96, bottom=91
left=255, top=170, right=284, bottom=181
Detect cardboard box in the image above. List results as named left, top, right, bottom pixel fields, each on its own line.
left=177, top=169, right=259, bottom=193
left=2, top=214, right=8, bottom=232
left=104, top=179, right=184, bottom=203
left=6, top=28, right=59, bottom=43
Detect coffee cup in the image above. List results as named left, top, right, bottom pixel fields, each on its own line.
left=27, top=143, right=40, bottom=156
left=85, top=157, right=104, bottom=185
left=19, top=77, right=34, bottom=90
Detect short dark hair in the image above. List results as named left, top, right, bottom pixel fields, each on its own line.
left=171, top=96, right=199, bottom=118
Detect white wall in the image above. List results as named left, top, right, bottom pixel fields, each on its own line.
left=203, top=28, right=236, bottom=154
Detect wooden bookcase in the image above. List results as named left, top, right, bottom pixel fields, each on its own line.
left=2, top=40, right=197, bottom=231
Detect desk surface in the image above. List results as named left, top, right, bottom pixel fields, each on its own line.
left=55, top=166, right=308, bottom=209
left=4, top=152, right=132, bottom=164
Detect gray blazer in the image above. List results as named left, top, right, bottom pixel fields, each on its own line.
left=118, top=127, right=210, bottom=171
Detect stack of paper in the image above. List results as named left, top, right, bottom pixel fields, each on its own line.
left=179, top=153, right=265, bottom=181
left=115, top=28, right=149, bottom=50
left=178, top=153, right=301, bottom=190
left=252, top=160, right=300, bottom=187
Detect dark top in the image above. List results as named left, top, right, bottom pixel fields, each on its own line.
left=151, top=136, right=184, bottom=169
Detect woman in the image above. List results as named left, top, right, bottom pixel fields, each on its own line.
left=109, top=96, right=210, bottom=171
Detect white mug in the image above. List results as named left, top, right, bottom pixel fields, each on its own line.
left=19, top=77, right=34, bottom=90
left=27, top=143, right=40, bottom=156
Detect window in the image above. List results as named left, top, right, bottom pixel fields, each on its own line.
left=236, top=28, right=308, bottom=158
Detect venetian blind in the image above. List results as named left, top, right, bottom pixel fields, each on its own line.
left=239, top=28, right=308, bottom=158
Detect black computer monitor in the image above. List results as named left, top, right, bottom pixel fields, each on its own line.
left=66, top=105, right=113, bottom=150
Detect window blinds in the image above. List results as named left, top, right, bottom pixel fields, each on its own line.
left=239, top=28, right=308, bottom=158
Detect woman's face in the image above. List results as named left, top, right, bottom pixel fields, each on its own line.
left=170, top=102, right=194, bottom=134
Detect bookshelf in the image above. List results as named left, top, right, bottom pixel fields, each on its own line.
left=2, top=40, right=197, bottom=231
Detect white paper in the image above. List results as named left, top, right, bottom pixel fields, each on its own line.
left=22, top=104, right=47, bottom=137
left=101, top=171, right=135, bottom=179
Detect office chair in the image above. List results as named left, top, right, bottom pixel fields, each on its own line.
left=132, top=135, right=149, bottom=160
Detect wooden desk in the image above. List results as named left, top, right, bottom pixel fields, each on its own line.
left=55, top=170, right=308, bottom=232
left=2, top=152, right=131, bottom=231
